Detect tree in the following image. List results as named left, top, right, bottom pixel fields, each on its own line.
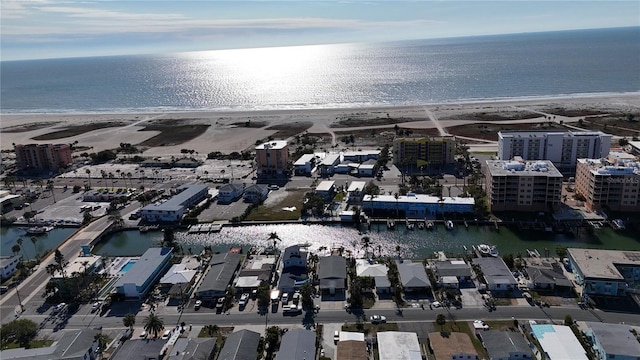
left=94, top=333, right=109, bottom=353
left=54, top=250, right=66, bottom=279
left=203, top=324, right=219, bottom=337
left=11, top=244, right=20, bottom=257
left=82, top=211, right=93, bottom=225
left=256, top=282, right=270, bottom=308
left=30, top=236, right=38, bottom=260
left=436, top=314, right=447, bottom=331
left=0, top=318, right=38, bottom=348
left=555, top=245, right=568, bottom=259
left=502, top=253, right=515, bottom=270
left=268, top=232, right=281, bottom=253
left=394, top=192, right=399, bottom=217
left=361, top=236, right=371, bottom=258
left=123, top=313, right=136, bottom=330
left=300, top=281, right=314, bottom=311
left=46, top=180, right=56, bottom=203
left=143, top=314, right=164, bottom=338
left=85, top=169, right=92, bottom=188
left=108, top=211, right=124, bottom=229
left=564, top=314, right=573, bottom=326
left=16, top=237, right=26, bottom=259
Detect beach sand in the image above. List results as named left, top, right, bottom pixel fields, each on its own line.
left=2, top=94, right=638, bottom=155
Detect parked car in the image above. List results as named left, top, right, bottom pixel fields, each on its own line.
left=281, top=293, right=289, bottom=304
left=194, top=300, right=202, bottom=310
left=268, top=185, right=279, bottom=190
left=91, top=302, right=101, bottom=312
left=139, top=331, right=148, bottom=339
left=333, top=331, right=340, bottom=343
left=161, top=330, right=172, bottom=339
left=239, top=293, right=250, bottom=307
left=370, top=315, right=386, bottom=324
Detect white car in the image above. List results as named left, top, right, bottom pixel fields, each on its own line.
left=161, top=330, right=172, bottom=339
left=431, top=301, right=442, bottom=308
left=239, top=293, right=250, bottom=306
left=91, top=302, right=101, bottom=312
left=333, top=331, right=340, bottom=343
left=473, top=320, right=489, bottom=330
left=194, top=300, right=202, bottom=310
left=370, top=315, right=386, bottom=324
left=281, top=293, right=289, bottom=304
left=139, top=330, right=148, bottom=339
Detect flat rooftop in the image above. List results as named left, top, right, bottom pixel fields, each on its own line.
left=363, top=193, right=475, bottom=206
left=486, top=159, right=563, bottom=177
left=568, top=248, right=640, bottom=280
left=377, top=332, right=421, bottom=360
left=316, top=181, right=336, bottom=192
left=499, top=130, right=607, bottom=137
left=114, top=247, right=172, bottom=288
left=141, top=184, right=208, bottom=212
left=347, top=181, right=367, bottom=192
left=578, top=158, right=640, bottom=176
left=531, top=324, right=588, bottom=360
left=256, top=140, right=287, bottom=150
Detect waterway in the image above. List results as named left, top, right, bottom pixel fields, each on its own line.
left=91, top=223, right=640, bottom=259
left=0, top=226, right=77, bottom=259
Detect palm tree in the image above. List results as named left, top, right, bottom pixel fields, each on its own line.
left=143, top=314, right=164, bottom=338
left=11, top=244, right=20, bottom=256
left=46, top=180, right=56, bottom=203
left=394, top=192, right=399, bottom=217
left=395, top=245, right=402, bottom=259
left=127, top=172, right=133, bottom=189
left=377, top=244, right=383, bottom=259
left=123, top=313, right=136, bottom=330
left=361, top=236, right=371, bottom=258
left=204, top=324, right=219, bottom=336
left=268, top=232, right=280, bottom=252
left=108, top=211, right=124, bottom=229
left=85, top=168, right=92, bottom=188
left=16, top=237, right=26, bottom=259
left=30, top=236, right=38, bottom=259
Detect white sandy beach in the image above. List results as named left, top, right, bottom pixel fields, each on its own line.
left=1, top=94, right=638, bottom=155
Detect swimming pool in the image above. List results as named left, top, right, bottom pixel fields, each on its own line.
left=119, top=260, right=136, bottom=274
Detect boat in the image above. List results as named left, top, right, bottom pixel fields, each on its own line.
left=387, top=219, right=396, bottom=230
left=406, top=219, right=414, bottom=230
left=25, top=226, right=51, bottom=235
left=417, top=221, right=425, bottom=230
left=478, top=244, right=499, bottom=257
left=426, top=221, right=434, bottom=231
left=445, top=220, right=454, bottom=231
left=611, top=219, right=626, bottom=230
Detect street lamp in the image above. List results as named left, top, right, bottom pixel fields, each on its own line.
left=15, top=286, right=25, bottom=312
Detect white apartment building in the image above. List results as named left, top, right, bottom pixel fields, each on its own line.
left=485, top=159, right=563, bottom=212
left=498, top=130, right=611, bottom=171
left=575, top=158, right=640, bottom=212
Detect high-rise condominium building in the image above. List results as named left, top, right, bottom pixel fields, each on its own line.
left=255, top=140, right=289, bottom=179
left=14, top=143, right=72, bottom=174
left=393, top=136, right=455, bottom=169
left=575, top=158, right=640, bottom=212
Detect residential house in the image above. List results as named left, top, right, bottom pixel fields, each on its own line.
left=428, top=332, right=478, bottom=360
left=293, top=154, right=317, bottom=176
left=195, top=252, right=242, bottom=301
left=584, top=322, right=640, bottom=360
left=243, top=184, right=269, bottom=203
left=217, top=183, right=245, bottom=204
left=112, top=339, right=166, bottom=360
left=355, top=259, right=391, bottom=294
left=0, top=329, right=100, bottom=360
left=218, top=329, right=261, bottom=360
left=318, top=256, right=347, bottom=296
left=114, top=248, right=173, bottom=299
left=356, top=159, right=377, bottom=177
left=342, top=150, right=380, bottom=162
left=396, top=260, right=431, bottom=292
left=479, top=330, right=533, bottom=360
left=433, top=260, right=472, bottom=288
left=530, top=325, right=588, bottom=360
left=235, top=255, right=276, bottom=293
left=0, top=255, right=20, bottom=280
left=140, top=184, right=209, bottom=222
left=472, top=257, right=518, bottom=292
left=319, top=153, right=341, bottom=177
left=279, top=246, right=309, bottom=293
left=275, top=329, right=316, bottom=360
left=315, top=181, right=336, bottom=201
left=377, top=332, right=422, bottom=360
left=346, top=181, right=367, bottom=204
left=525, top=262, right=572, bottom=290
left=169, top=338, right=217, bottom=360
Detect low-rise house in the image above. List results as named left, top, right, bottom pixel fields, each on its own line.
left=218, top=329, right=260, bottom=360
left=112, top=339, right=166, bottom=360
left=140, top=184, right=208, bottom=222
left=53, top=255, right=104, bottom=280
left=347, top=181, right=367, bottom=204
left=0, top=329, right=100, bottom=360
left=479, top=330, right=533, bottom=360
left=235, top=255, right=276, bottom=293
left=472, top=257, right=518, bottom=292
left=584, top=322, right=640, bottom=360
left=530, top=324, right=588, bottom=360
left=293, top=154, right=317, bottom=176
left=114, top=248, right=173, bottom=299
left=315, top=180, right=336, bottom=201
left=243, top=184, right=269, bottom=203
left=279, top=246, right=309, bottom=293
left=356, top=159, right=377, bottom=177
left=356, top=259, right=391, bottom=294
left=169, top=338, right=217, bottom=360
left=173, top=158, right=202, bottom=168
left=428, top=332, right=478, bottom=360
left=343, top=150, right=380, bottom=162
left=567, top=248, right=640, bottom=297
left=362, top=193, right=475, bottom=218
left=160, top=263, right=198, bottom=286
left=396, top=260, right=431, bottom=292
left=434, top=260, right=472, bottom=288
left=318, top=256, right=347, bottom=296
left=319, top=153, right=341, bottom=177
left=195, top=252, right=242, bottom=301
left=0, top=255, right=20, bottom=280
left=217, top=183, right=245, bottom=204
left=526, top=262, right=572, bottom=290
left=377, top=332, right=422, bottom=360
left=275, top=329, right=316, bottom=360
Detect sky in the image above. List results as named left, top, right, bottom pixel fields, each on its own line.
left=1, top=1, right=639, bottom=61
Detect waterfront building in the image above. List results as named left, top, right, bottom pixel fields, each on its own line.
left=278, top=246, right=309, bottom=293
left=342, top=149, right=380, bottom=162
left=235, top=255, right=275, bottom=293
left=218, top=329, right=261, bottom=360
left=428, top=332, right=478, bottom=360
left=195, top=252, right=242, bottom=301
left=217, top=183, right=245, bottom=204
left=255, top=140, right=289, bottom=179
left=356, top=159, right=377, bottom=177
left=525, top=261, right=572, bottom=290
left=584, top=322, right=640, bottom=360
left=0, top=191, right=23, bottom=214
left=293, top=153, right=317, bottom=176
left=377, top=332, right=422, bottom=360
left=0, top=255, right=20, bottom=280
left=346, top=181, right=367, bottom=204
left=362, top=193, right=474, bottom=217
left=14, top=143, right=73, bottom=174
left=169, top=338, right=217, bottom=360
left=472, top=257, right=518, bottom=292
left=567, top=248, right=640, bottom=297
left=243, top=184, right=269, bottom=203
left=497, top=130, right=611, bottom=173
left=479, top=330, right=532, bottom=360
left=396, top=260, right=431, bottom=292
left=574, top=158, right=640, bottom=212
left=56, top=255, right=103, bottom=279
left=319, top=153, right=341, bottom=177
left=139, top=184, right=208, bottom=222
left=484, top=159, right=563, bottom=212
left=159, top=263, right=197, bottom=287
left=0, top=328, right=100, bottom=360
left=530, top=324, right=588, bottom=360
left=315, top=180, right=336, bottom=200
left=114, top=247, right=173, bottom=299
left=393, top=136, right=456, bottom=170
left=356, top=259, right=391, bottom=294
left=433, top=260, right=472, bottom=288
left=275, top=329, right=316, bottom=360
left=318, top=256, right=347, bottom=296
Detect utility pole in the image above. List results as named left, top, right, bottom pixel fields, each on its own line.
left=15, top=286, right=25, bottom=312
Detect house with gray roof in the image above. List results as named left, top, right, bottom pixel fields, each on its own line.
left=278, top=246, right=309, bottom=293
left=243, top=184, right=269, bottom=203
left=526, top=262, right=572, bottom=290
left=218, top=329, right=261, bottom=360
left=114, top=247, right=173, bottom=299
left=585, top=322, right=640, bottom=360
left=195, top=252, right=242, bottom=301
left=275, top=328, right=316, bottom=360
left=112, top=339, right=166, bottom=360
left=318, top=256, right=347, bottom=295
left=0, top=329, right=100, bottom=360
left=140, top=184, right=208, bottom=222
left=479, top=330, right=532, bottom=360
left=472, top=257, right=518, bottom=292
left=396, top=260, right=431, bottom=292
left=434, top=259, right=472, bottom=288
left=169, top=338, right=217, bottom=360
left=218, top=183, right=245, bottom=204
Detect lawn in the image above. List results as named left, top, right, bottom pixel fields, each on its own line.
left=138, top=124, right=210, bottom=147
left=342, top=322, right=399, bottom=337
left=1, top=339, right=53, bottom=350
left=433, top=321, right=489, bottom=359
left=32, top=122, right=126, bottom=140
left=245, top=190, right=306, bottom=221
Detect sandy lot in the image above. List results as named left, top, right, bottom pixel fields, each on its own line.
left=2, top=94, right=638, bottom=155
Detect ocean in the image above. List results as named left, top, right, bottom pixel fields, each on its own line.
left=1, top=27, right=638, bottom=114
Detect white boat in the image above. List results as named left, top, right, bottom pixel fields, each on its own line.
left=387, top=219, right=396, bottom=230
left=417, top=222, right=425, bottom=230
left=611, top=219, right=626, bottom=230
left=445, top=220, right=454, bottom=231
left=478, top=244, right=499, bottom=257
left=426, top=221, right=434, bottom=230
left=406, top=219, right=415, bottom=230
left=26, top=226, right=48, bottom=235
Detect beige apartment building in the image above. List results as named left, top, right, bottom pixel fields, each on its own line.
left=255, top=140, right=289, bottom=179
left=485, top=159, right=563, bottom=212
left=392, top=136, right=455, bottom=169
left=575, top=158, right=640, bottom=212
left=14, top=143, right=73, bottom=174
